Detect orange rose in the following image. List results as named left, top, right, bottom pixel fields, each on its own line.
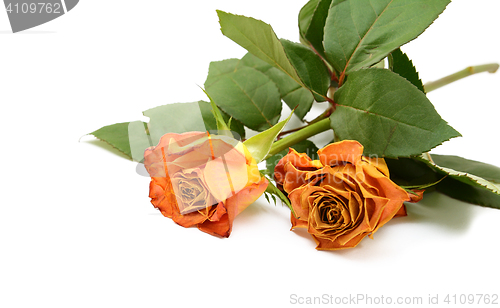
left=274, top=140, right=416, bottom=250
left=144, top=131, right=268, bottom=237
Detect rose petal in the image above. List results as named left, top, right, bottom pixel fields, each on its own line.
left=170, top=168, right=217, bottom=214
left=408, top=189, right=425, bottom=203
left=317, top=140, right=364, bottom=166
left=197, top=214, right=230, bottom=238
left=288, top=185, right=324, bottom=222
left=394, top=204, right=407, bottom=217
left=358, top=163, right=410, bottom=231
left=313, top=232, right=366, bottom=250
left=207, top=202, right=227, bottom=222
left=290, top=214, right=308, bottom=229
left=274, top=148, right=323, bottom=187
left=144, top=132, right=208, bottom=177
left=198, top=177, right=268, bottom=238
left=203, top=147, right=249, bottom=202
left=227, top=177, right=269, bottom=218
left=282, top=163, right=326, bottom=194
left=171, top=206, right=210, bottom=228
left=362, top=156, right=390, bottom=177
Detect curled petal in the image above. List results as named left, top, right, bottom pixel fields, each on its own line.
left=282, top=163, right=325, bottom=194
left=317, top=140, right=364, bottom=166
left=198, top=214, right=230, bottom=238
left=408, top=189, right=425, bottom=203
left=274, top=148, right=322, bottom=187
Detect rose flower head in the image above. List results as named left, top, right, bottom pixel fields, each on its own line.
left=144, top=131, right=268, bottom=237
left=274, top=140, right=416, bottom=250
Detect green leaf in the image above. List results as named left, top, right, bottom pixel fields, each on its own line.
left=204, top=58, right=241, bottom=88
left=421, top=154, right=500, bottom=209
left=431, top=154, right=500, bottom=184
left=422, top=156, right=500, bottom=194
left=389, top=48, right=425, bottom=93
left=437, top=177, right=500, bottom=210
left=143, top=102, right=207, bottom=145
left=241, top=53, right=314, bottom=119
left=89, top=122, right=150, bottom=162
left=264, top=192, right=270, bottom=203
left=323, top=0, right=450, bottom=76
left=280, top=39, right=330, bottom=102
left=331, top=68, right=460, bottom=157
left=197, top=101, right=245, bottom=139
left=205, top=57, right=301, bottom=123
left=386, top=154, right=500, bottom=209
left=264, top=177, right=295, bottom=216
left=205, top=65, right=282, bottom=132
left=298, top=0, right=333, bottom=58
left=298, top=0, right=319, bottom=40
left=217, top=10, right=303, bottom=86
left=385, top=157, right=440, bottom=187
left=265, top=139, right=319, bottom=175
left=243, top=112, right=293, bottom=163
left=198, top=87, right=232, bottom=133
left=217, top=11, right=331, bottom=101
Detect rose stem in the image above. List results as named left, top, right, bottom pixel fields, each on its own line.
left=266, top=118, right=331, bottom=159
left=424, top=63, right=499, bottom=93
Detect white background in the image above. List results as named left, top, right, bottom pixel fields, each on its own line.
left=1, top=1, right=499, bottom=307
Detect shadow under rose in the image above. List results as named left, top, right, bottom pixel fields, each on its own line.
left=235, top=198, right=291, bottom=225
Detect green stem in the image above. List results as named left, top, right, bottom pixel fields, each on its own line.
left=266, top=118, right=331, bottom=159
left=424, top=63, right=499, bottom=93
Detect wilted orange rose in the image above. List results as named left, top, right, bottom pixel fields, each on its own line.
left=144, top=131, right=268, bottom=237
left=274, top=140, right=418, bottom=250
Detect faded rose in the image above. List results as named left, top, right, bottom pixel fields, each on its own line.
left=274, top=140, right=415, bottom=250
left=144, top=131, right=268, bottom=237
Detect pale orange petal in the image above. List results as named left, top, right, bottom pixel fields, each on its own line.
left=203, top=147, right=249, bottom=202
